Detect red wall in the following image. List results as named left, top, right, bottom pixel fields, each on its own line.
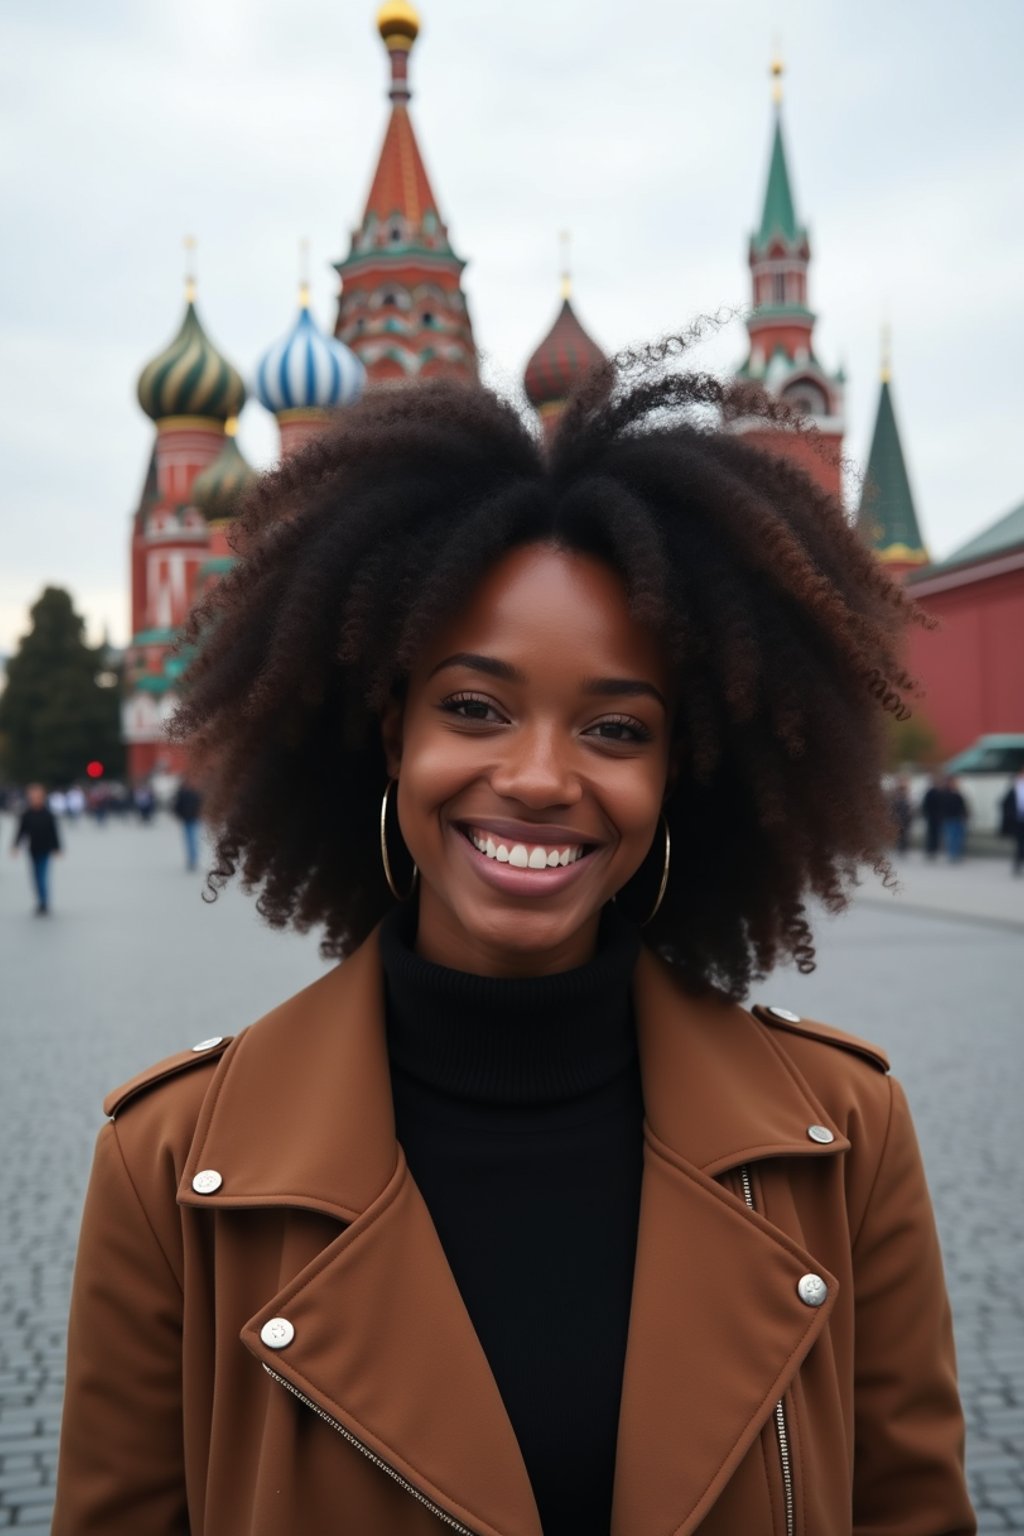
left=905, top=564, right=1024, bottom=756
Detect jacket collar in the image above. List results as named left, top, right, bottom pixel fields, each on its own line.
left=179, top=932, right=847, bottom=1217
left=179, top=930, right=845, bottom=1536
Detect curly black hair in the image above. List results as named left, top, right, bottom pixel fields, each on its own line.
left=172, top=346, right=927, bottom=1000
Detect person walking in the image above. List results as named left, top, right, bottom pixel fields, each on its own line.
left=920, top=773, right=946, bottom=859
left=942, top=775, right=969, bottom=863
left=11, top=783, right=62, bottom=914
left=54, top=364, right=973, bottom=1535
left=1000, top=767, right=1024, bottom=875
left=172, top=778, right=203, bottom=872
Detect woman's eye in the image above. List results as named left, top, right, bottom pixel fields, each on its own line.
left=588, top=716, right=653, bottom=744
left=439, top=693, right=506, bottom=724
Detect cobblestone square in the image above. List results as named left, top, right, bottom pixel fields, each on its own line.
left=1, top=815, right=1021, bottom=1530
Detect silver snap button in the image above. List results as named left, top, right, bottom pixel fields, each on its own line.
left=807, top=1124, right=835, bottom=1144
left=260, top=1317, right=295, bottom=1350
left=191, top=1169, right=223, bottom=1195
left=191, top=1036, right=223, bottom=1052
left=768, top=1006, right=801, bottom=1023
left=797, top=1273, right=828, bottom=1307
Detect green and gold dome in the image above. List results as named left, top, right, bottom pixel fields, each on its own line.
left=190, top=418, right=256, bottom=521
left=137, top=285, right=246, bottom=424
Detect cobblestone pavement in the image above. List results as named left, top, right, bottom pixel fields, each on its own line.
left=1, top=817, right=1020, bottom=1531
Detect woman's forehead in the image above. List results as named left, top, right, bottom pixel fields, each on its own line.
left=417, top=544, right=669, bottom=688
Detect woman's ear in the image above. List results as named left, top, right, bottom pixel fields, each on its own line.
left=379, top=695, right=404, bottom=780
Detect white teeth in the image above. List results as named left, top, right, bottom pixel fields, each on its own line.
left=466, top=829, right=585, bottom=870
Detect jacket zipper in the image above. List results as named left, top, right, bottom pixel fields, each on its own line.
left=262, top=1363, right=480, bottom=1536
left=739, top=1166, right=795, bottom=1536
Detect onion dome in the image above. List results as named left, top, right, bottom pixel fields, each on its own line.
left=524, top=290, right=606, bottom=410
left=137, top=289, right=246, bottom=424
left=377, top=0, right=420, bottom=47
left=191, top=419, right=256, bottom=522
left=255, top=287, right=366, bottom=415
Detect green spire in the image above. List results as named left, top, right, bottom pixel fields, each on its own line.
left=754, top=107, right=804, bottom=253
left=857, top=370, right=928, bottom=565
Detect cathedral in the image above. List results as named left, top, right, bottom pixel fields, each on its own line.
left=122, top=2, right=1021, bottom=780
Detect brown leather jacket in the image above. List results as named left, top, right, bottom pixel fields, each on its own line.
left=54, top=932, right=974, bottom=1536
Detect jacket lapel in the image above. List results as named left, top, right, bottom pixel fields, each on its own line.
left=610, top=952, right=846, bottom=1536
left=178, top=934, right=542, bottom=1536
left=177, top=935, right=846, bottom=1536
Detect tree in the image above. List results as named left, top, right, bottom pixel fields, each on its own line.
left=0, top=587, right=124, bottom=786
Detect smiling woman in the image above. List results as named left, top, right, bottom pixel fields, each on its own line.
left=53, top=356, right=974, bottom=1536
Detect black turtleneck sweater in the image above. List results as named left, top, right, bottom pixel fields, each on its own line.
left=381, top=906, right=644, bottom=1536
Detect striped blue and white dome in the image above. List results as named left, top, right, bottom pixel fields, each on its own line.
left=255, top=291, right=366, bottom=415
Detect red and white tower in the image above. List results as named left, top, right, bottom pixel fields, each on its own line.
left=333, top=3, right=477, bottom=383
left=734, top=60, right=844, bottom=497
left=124, top=269, right=246, bottom=779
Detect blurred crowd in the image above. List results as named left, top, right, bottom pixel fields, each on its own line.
left=3, top=776, right=204, bottom=914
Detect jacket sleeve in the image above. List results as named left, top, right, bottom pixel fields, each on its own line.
left=851, top=1076, right=975, bottom=1536
left=52, top=1121, right=189, bottom=1535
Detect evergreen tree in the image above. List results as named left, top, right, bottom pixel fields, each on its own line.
left=0, top=587, right=124, bottom=785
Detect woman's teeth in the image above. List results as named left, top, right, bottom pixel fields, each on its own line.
left=468, top=830, right=585, bottom=869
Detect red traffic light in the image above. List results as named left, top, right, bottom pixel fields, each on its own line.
left=86, top=760, right=104, bottom=779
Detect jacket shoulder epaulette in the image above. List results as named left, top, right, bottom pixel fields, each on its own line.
left=751, top=1004, right=890, bottom=1073
left=103, top=1036, right=233, bottom=1119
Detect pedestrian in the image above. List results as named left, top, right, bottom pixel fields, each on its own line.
left=920, top=772, right=945, bottom=859
left=172, top=777, right=203, bottom=871
left=887, top=774, right=913, bottom=853
left=54, top=366, right=973, bottom=1534
left=10, top=782, right=62, bottom=914
left=942, top=774, right=969, bottom=863
left=133, top=782, right=156, bottom=823
left=1000, top=767, right=1024, bottom=875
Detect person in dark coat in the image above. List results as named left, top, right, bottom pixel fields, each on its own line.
left=920, top=774, right=945, bottom=859
left=1000, top=768, right=1024, bottom=875
left=172, top=780, right=203, bottom=872
left=11, top=783, right=62, bottom=914
left=942, top=775, right=969, bottom=863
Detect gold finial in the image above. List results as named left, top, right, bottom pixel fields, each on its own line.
left=298, top=238, right=311, bottom=308
left=770, top=44, right=784, bottom=106
left=880, top=321, right=892, bottom=384
left=559, top=230, right=572, bottom=301
left=224, top=416, right=239, bottom=438
left=184, top=234, right=197, bottom=303
left=377, top=0, right=420, bottom=49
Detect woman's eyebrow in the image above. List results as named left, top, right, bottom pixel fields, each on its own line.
left=429, top=654, right=667, bottom=711
left=583, top=677, right=668, bottom=711
left=428, top=652, right=526, bottom=683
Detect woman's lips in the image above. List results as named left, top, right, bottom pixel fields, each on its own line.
left=449, top=824, right=599, bottom=897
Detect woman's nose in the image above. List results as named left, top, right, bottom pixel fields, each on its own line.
left=488, top=725, right=582, bottom=807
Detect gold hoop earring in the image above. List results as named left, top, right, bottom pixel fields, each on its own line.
left=379, top=779, right=418, bottom=902
left=640, top=814, right=671, bottom=927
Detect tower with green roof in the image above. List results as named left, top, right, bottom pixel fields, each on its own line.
left=735, top=59, right=845, bottom=497
left=124, top=257, right=248, bottom=780
left=856, top=336, right=929, bottom=576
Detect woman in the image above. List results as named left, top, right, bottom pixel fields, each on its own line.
left=54, top=364, right=974, bottom=1535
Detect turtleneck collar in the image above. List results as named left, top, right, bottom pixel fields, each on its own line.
left=380, top=903, right=641, bottom=1107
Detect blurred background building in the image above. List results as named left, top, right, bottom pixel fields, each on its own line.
left=121, top=0, right=1023, bottom=781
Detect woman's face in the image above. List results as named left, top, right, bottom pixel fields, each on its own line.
left=383, top=542, right=674, bottom=976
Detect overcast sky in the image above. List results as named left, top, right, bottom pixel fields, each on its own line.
left=3, top=0, right=1022, bottom=653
